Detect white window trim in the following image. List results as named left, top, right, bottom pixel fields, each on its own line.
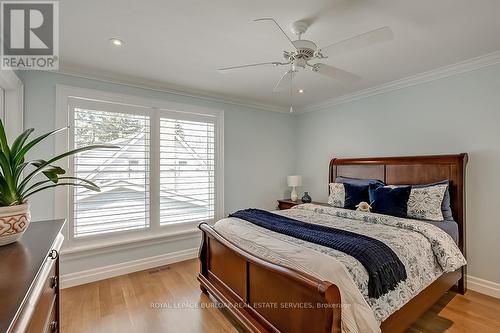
left=55, top=84, right=224, bottom=252
left=0, top=70, right=24, bottom=141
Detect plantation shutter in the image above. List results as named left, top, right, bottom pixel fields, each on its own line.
left=68, top=96, right=220, bottom=240
left=159, top=117, right=215, bottom=224
left=71, top=101, right=150, bottom=237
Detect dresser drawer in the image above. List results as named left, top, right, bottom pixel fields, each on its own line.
left=26, top=256, right=58, bottom=333
left=45, top=302, right=58, bottom=333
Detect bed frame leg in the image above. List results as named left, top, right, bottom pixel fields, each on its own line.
left=455, top=266, right=467, bottom=295
left=200, top=284, right=209, bottom=294
left=457, top=277, right=467, bottom=295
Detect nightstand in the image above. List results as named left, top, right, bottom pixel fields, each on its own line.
left=277, top=199, right=328, bottom=210
left=277, top=199, right=302, bottom=210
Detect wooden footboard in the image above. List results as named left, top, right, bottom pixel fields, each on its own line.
left=198, top=222, right=342, bottom=333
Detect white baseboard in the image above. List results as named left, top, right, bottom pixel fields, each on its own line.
left=60, top=247, right=198, bottom=289
left=467, top=275, right=500, bottom=299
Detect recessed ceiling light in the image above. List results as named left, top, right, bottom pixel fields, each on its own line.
left=109, top=38, right=124, bottom=47
left=298, top=89, right=305, bottom=94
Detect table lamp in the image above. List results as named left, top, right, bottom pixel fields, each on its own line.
left=287, top=175, right=302, bottom=202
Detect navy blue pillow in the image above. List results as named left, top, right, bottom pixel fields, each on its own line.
left=343, top=183, right=369, bottom=210
left=369, top=184, right=411, bottom=218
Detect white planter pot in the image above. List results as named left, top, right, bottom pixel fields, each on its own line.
left=0, top=203, right=31, bottom=246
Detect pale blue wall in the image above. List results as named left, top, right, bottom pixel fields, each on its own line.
left=17, top=71, right=295, bottom=220
left=295, top=63, right=500, bottom=284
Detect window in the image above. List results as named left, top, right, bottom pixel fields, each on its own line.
left=65, top=94, right=222, bottom=239
left=159, top=118, right=215, bottom=224
left=72, top=107, right=150, bottom=237
left=0, top=70, right=23, bottom=140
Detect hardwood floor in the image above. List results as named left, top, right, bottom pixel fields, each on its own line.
left=61, top=259, right=500, bottom=333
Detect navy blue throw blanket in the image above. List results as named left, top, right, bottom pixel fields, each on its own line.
left=229, top=209, right=407, bottom=298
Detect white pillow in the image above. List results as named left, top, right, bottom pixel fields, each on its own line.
left=328, top=183, right=345, bottom=208
left=407, top=184, right=448, bottom=221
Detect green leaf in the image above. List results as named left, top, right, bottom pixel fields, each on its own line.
left=22, top=181, right=100, bottom=200
left=10, top=128, right=34, bottom=159
left=0, top=120, right=11, bottom=161
left=30, top=159, right=46, bottom=168
left=13, top=127, right=69, bottom=166
left=0, top=151, right=12, bottom=184
left=0, top=151, right=16, bottom=204
left=30, top=161, right=66, bottom=183
left=42, top=170, right=59, bottom=183
left=13, top=162, right=28, bottom=185
left=18, top=144, right=118, bottom=193
left=0, top=174, right=9, bottom=194
left=21, top=176, right=100, bottom=198
left=0, top=150, right=9, bottom=172
left=42, top=166, right=65, bottom=182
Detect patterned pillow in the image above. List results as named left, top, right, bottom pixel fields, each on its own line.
left=413, top=180, right=453, bottom=221
left=328, top=183, right=345, bottom=207
left=407, top=184, right=448, bottom=221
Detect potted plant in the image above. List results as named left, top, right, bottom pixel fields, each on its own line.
left=0, top=120, right=115, bottom=246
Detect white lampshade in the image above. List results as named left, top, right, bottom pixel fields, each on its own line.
left=287, top=175, right=302, bottom=187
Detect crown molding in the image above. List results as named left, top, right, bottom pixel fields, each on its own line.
left=298, top=50, right=500, bottom=114
left=56, top=63, right=290, bottom=114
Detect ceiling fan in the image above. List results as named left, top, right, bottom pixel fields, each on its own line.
left=219, top=18, right=394, bottom=112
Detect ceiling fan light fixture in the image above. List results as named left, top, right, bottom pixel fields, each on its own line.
left=292, top=58, right=306, bottom=70
left=109, top=38, right=124, bottom=47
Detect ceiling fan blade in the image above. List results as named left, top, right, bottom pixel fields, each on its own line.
left=254, top=18, right=297, bottom=50
left=319, top=26, right=393, bottom=56
left=218, top=61, right=285, bottom=72
left=273, top=70, right=295, bottom=92
left=312, top=63, right=361, bottom=83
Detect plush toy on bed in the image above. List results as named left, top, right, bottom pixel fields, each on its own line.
left=356, top=201, right=372, bottom=212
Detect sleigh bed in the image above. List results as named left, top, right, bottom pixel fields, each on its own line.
left=198, top=154, right=467, bottom=333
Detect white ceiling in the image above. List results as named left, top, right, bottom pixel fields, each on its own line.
left=59, top=0, right=500, bottom=111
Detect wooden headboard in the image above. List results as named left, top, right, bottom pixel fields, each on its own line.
left=329, top=154, right=468, bottom=256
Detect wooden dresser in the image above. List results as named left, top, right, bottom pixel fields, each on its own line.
left=0, top=219, right=65, bottom=333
